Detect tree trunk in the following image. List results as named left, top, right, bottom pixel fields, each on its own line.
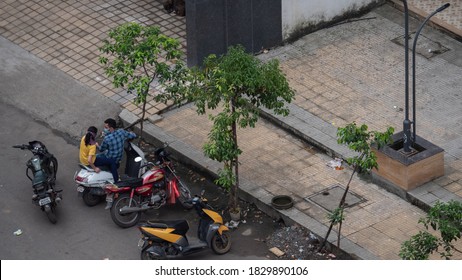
left=337, top=219, right=343, bottom=248
left=140, top=98, right=146, bottom=140
left=230, top=98, right=239, bottom=211
left=319, top=153, right=365, bottom=251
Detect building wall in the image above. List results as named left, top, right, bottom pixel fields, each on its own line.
left=282, top=0, right=384, bottom=41
left=186, top=0, right=384, bottom=66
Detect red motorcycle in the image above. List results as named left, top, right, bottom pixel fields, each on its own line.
left=105, top=146, right=193, bottom=228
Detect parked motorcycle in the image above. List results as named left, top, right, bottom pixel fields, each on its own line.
left=74, top=141, right=147, bottom=206
left=105, top=144, right=193, bottom=228
left=12, top=141, right=62, bottom=224
left=137, top=190, right=231, bottom=259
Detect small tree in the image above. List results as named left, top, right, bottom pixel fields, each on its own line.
left=99, top=22, right=184, bottom=138
left=158, top=45, right=295, bottom=214
left=320, top=122, right=394, bottom=250
left=400, top=200, right=462, bottom=260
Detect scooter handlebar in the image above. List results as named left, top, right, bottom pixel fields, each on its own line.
left=12, top=144, right=29, bottom=150
left=190, top=192, right=214, bottom=210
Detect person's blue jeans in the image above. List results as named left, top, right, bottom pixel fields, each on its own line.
left=94, top=155, right=119, bottom=182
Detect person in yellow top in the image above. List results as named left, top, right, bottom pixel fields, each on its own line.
left=79, top=126, right=101, bottom=173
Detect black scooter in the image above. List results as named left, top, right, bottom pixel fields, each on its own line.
left=13, top=141, right=62, bottom=224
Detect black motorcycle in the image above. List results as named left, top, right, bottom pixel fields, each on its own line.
left=13, top=141, right=61, bottom=224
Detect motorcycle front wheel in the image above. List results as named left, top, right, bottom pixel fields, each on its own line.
left=110, top=193, right=141, bottom=228
left=44, top=204, right=57, bottom=224
left=177, top=181, right=193, bottom=210
left=82, top=188, right=102, bottom=207
left=211, top=231, right=231, bottom=255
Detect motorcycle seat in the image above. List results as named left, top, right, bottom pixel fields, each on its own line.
left=143, top=222, right=168, bottom=229
left=115, top=177, right=143, bottom=188
left=78, top=164, right=111, bottom=172
left=144, top=220, right=189, bottom=235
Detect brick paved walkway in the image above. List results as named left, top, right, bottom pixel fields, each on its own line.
left=0, top=0, right=186, bottom=116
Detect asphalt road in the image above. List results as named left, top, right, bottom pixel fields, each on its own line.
left=0, top=101, right=280, bottom=260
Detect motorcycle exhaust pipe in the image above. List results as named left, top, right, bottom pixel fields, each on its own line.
left=118, top=195, right=161, bottom=214
left=119, top=206, right=143, bottom=215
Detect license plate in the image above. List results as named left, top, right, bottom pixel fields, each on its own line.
left=106, top=194, right=114, bottom=202
left=39, top=196, right=52, bottom=206
left=77, top=186, right=85, bottom=193
left=138, top=238, right=145, bottom=248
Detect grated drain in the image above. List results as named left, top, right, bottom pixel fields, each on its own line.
left=305, top=184, right=365, bottom=212
left=391, top=33, right=450, bottom=59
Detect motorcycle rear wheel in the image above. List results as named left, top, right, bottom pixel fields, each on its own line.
left=140, top=247, right=164, bottom=260
left=44, top=204, right=57, bottom=224
left=110, top=193, right=141, bottom=228
left=140, top=250, right=153, bottom=260
left=82, top=188, right=102, bottom=207
left=211, top=231, right=231, bottom=255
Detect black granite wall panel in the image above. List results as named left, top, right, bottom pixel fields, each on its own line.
left=186, top=0, right=282, bottom=66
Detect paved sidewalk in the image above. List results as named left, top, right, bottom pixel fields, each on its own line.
left=120, top=4, right=462, bottom=259
left=1, top=1, right=462, bottom=259
left=0, top=0, right=186, bottom=115
left=392, top=0, right=462, bottom=39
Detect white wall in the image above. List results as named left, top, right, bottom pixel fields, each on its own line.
left=282, top=0, right=381, bottom=40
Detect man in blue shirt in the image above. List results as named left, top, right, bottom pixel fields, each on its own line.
left=95, top=118, right=136, bottom=182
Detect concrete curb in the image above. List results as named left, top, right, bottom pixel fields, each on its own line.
left=260, top=103, right=358, bottom=160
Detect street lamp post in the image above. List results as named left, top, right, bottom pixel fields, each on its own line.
left=402, top=0, right=450, bottom=153
left=402, top=0, right=412, bottom=153
left=411, top=3, right=450, bottom=143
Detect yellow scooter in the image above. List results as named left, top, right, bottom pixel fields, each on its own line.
left=137, top=190, right=231, bottom=259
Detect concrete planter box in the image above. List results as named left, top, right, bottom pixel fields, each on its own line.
left=372, top=132, right=444, bottom=195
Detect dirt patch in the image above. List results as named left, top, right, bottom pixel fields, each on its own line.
left=239, top=199, right=353, bottom=260
left=266, top=224, right=352, bottom=260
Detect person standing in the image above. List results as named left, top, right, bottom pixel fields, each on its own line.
left=96, top=118, right=136, bottom=182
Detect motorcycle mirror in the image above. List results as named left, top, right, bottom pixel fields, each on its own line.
left=134, top=157, right=143, bottom=163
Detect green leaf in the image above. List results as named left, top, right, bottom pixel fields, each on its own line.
left=400, top=200, right=462, bottom=260
left=327, top=207, right=345, bottom=225
left=337, top=122, right=394, bottom=172
left=399, top=231, right=439, bottom=260
left=98, top=22, right=185, bottom=118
